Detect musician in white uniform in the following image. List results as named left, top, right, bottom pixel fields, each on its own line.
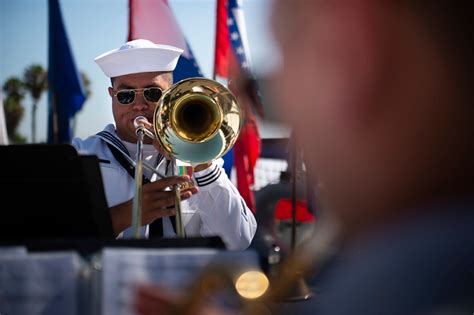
left=72, top=39, right=256, bottom=250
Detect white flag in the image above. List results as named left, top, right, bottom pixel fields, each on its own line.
left=0, top=89, right=9, bottom=145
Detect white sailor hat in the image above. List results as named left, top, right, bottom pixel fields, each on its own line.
left=94, top=39, right=183, bottom=78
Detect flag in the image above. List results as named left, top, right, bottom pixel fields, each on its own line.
left=0, top=89, right=8, bottom=145
left=214, top=0, right=261, bottom=213
left=47, top=0, right=85, bottom=144
left=128, top=0, right=203, bottom=82
left=214, top=0, right=234, bottom=178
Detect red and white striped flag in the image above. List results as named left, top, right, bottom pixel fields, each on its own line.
left=128, top=0, right=203, bottom=82
left=214, top=0, right=261, bottom=213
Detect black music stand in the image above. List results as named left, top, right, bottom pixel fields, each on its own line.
left=0, top=144, right=226, bottom=256
left=0, top=144, right=114, bottom=240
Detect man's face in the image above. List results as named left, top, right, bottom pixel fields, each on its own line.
left=109, top=71, right=171, bottom=143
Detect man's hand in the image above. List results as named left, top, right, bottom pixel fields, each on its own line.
left=140, top=175, right=198, bottom=224
left=109, top=175, right=198, bottom=235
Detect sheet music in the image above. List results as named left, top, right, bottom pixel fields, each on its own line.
left=0, top=251, right=84, bottom=315
left=100, top=248, right=260, bottom=315
left=0, top=246, right=27, bottom=257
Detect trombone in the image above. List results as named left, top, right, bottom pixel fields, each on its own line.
left=131, top=77, right=243, bottom=238
left=138, top=218, right=341, bottom=315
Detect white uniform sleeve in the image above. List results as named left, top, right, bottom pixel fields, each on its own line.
left=187, top=159, right=257, bottom=250
left=70, top=138, right=83, bottom=152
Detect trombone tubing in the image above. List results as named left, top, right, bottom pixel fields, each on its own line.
left=131, top=126, right=145, bottom=238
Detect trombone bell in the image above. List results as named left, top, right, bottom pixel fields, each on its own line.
left=153, top=77, right=243, bottom=164
left=172, top=94, right=223, bottom=143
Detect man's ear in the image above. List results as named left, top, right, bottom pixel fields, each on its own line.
left=108, top=87, right=114, bottom=98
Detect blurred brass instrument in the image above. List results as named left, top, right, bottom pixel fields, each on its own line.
left=132, top=77, right=243, bottom=238
left=171, top=219, right=340, bottom=315
left=132, top=75, right=341, bottom=314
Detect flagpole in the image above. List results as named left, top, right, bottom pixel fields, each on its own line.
left=290, top=134, right=298, bottom=250
left=48, top=0, right=85, bottom=144
left=52, top=92, right=59, bottom=144
left=213, top=0, right=218, bottom=80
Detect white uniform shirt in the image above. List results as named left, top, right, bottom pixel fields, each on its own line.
left=71, top=124, right=257, bottom=250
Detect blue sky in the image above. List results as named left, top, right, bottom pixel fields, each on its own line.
left=0, top=0, right=279, bottom=142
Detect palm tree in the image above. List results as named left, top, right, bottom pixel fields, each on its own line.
left=24, top=64, right=47, bottom=143
left=3, top=77, right=26, bottom=143
left=81, top=71, right=91, bottom=99
left=3, top=77, right=25, bottom=101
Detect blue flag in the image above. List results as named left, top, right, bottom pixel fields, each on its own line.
left=173, top=42, right=203, bottom=83
left=47, top=0, right=85, bottom=144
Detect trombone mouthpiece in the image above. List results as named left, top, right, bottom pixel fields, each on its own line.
left=134, top=116, right=149, bottom=129
left=134, top=116, right=155, bottom=139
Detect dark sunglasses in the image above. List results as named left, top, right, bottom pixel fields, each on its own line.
left=113, top=87, right=163, bottom=105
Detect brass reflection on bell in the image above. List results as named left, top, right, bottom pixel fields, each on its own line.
left=235, top=271, right=270, bottom=300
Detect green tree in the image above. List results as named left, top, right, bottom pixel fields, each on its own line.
left=3, top=77, right=26, bottom=143
left=23, top=64, right=47, bottom=143
left=81, top=71, right=91, bottom=99
left=3, top=77, right=24, bottom=100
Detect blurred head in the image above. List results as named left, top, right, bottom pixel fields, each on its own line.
left=270, top=1, right=474, bottom=236
left=108, top=71, right=172, bottom=143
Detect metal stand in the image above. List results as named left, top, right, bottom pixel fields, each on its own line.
left=287, top=134, right=313, bottom=301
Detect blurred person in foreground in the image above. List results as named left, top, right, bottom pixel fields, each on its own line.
left=134, top=1, right=474, bottom=314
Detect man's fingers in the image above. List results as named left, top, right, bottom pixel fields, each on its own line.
left=180, top=190, right=193, bottom=200
left=151, top=194, right=176, bottom=209
left=149, top=191, right=193, bottom=213
left=182, top=186, right=199, bottom=195
left=144, top=175, right=191, bottom=191
left=140, top=178, right=199, bottom=223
